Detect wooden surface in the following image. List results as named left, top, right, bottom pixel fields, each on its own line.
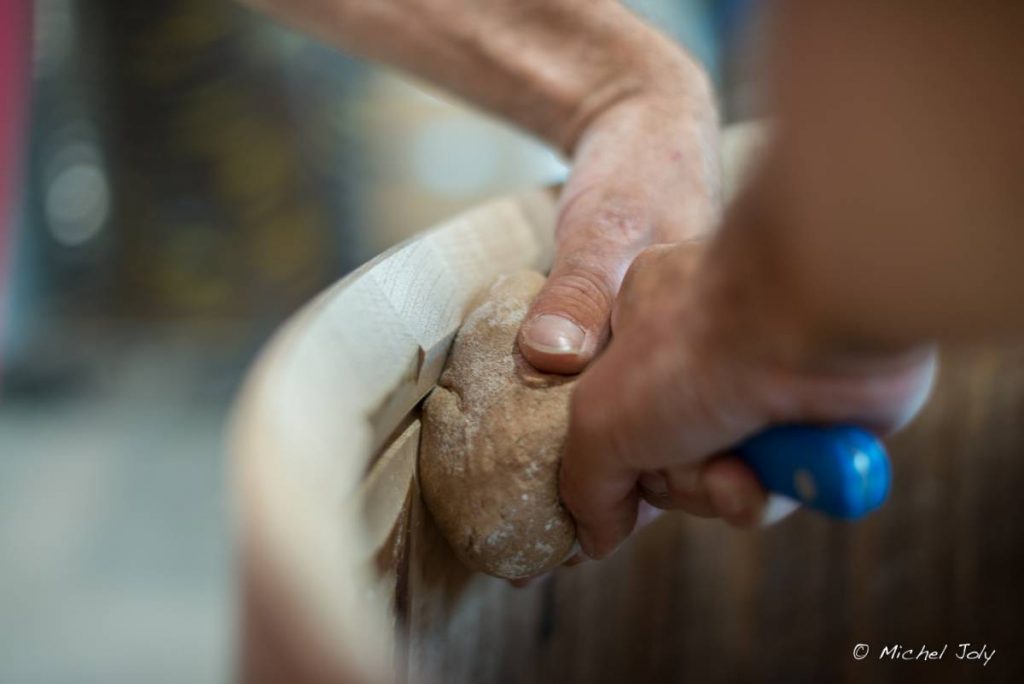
left=232, top=123, right=1023, bottom=684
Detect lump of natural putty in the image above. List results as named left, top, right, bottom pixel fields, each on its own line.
left=419, top=270, right=576, bottom=579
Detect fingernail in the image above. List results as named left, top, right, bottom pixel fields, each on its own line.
left=523, top=314, right=586, bottom=355
left=638, top=472, right=668, bottom=496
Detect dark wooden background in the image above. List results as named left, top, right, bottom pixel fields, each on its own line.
left=403, top=346, right=1024, bottom=684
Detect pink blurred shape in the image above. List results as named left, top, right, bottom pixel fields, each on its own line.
left=0, top=0, right=31, bottom=382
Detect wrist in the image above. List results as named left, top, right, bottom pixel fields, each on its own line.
left=554, top=33, right=720, bottom=243
left=559, top=19, right=715, bottom=157
left=694, top=192, right=929, bottom=377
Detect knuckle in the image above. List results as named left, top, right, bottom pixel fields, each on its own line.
left=557, top=188, right=653, bottom=249
left=538, top=269, right=617, bottom=326
left=587, top=205, right=651, bottom=243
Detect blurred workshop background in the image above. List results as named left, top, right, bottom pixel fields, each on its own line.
left=0, top=1, right=753, bottom=681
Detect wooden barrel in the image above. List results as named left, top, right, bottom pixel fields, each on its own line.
left=230, top=127, right=1024, bottom=683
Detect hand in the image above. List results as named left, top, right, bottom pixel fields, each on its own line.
left=560, top=241, right=938, bottom=559
left=518, top=62, right=719, bottom=374
left=247, top=0, right=719, bottom=375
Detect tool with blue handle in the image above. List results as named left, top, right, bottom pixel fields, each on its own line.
left=734, top=425, right=890, bottom=519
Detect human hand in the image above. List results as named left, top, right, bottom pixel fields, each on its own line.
left=517, top=59, right=720, bottom=374
left=560, top=241, right=938, bottom=559
left=248, top=0, right=719, bottom=376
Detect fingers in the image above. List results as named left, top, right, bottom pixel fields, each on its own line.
left=564, top=435, right=787, bottom=559
left=636, top=458, right=790, bottom=529
left=701, top=457, right=769, bottom=528
left=637, top=467, right=717, bottom=518
left=518, top=265, right=619, bottom=374
left=561, top=340, right=792, bottom=559
left=517, top=95, right=717, bottom=375
left=561, top=463, right=640, bottom=560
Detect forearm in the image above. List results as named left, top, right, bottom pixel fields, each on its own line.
left=700, top=0, right=1024, bottom=362
left=241, top=0, right=709, bottom=153
left=699, top=158, right=1022, bottom=374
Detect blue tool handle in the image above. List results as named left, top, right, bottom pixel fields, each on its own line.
left=735, top=425, right=890, bottom=519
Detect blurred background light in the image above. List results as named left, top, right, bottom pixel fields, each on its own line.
left=44, top=139, right=110, bottom=247
left=0, top=1, right=740, bottom=681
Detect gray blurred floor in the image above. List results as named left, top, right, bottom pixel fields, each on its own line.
left=0, top=341, right=235, bottom=683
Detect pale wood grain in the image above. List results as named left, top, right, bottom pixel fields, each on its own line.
left=231, top=189, right=557, bottom=682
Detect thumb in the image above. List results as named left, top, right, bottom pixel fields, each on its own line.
left=518, top=263, right=621, bottom=374
left=518, top=195, right=652, bottom=374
